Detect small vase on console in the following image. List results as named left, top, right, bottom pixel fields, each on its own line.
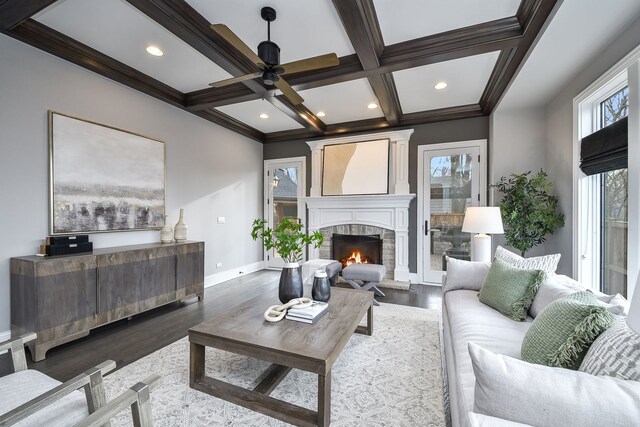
left=174, top=209, right=187, bottom=242
left=160, top=215, right=173, bottom=243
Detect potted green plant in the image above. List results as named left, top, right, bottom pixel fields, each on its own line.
left=251, top=217, right=324, bottom=303
left=492, top=170, right=565, bottom=257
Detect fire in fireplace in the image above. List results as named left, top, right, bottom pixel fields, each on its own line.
left=332, top=233, right=382, bottom=269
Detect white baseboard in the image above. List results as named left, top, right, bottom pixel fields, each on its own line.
left=408, top=273, right=419, bottom=283
left=0, top=330, right=10, bottom=355
left=204, top=261, right=266, bottom=288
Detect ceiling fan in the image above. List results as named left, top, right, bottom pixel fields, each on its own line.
left=209, top=6, right=339, bottom=105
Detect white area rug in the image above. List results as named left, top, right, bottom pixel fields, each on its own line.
left=104, top=303, right=444, bottom=426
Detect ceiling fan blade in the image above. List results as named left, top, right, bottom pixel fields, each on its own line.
left=210, top=24, right=265, bottom=67
left=209, top=72, right=262, bottom=88
left=274, top=78, right=304, bottom=105
left=280, top=53, right=339, bottom=75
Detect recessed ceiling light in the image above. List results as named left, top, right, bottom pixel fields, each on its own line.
left=145, top=46, right=163, bottom=57
left=316, top=111, right=326, bottom=117
left=367, top=103, right=378, bottom=109
left=435, top=81, right=448, bottom=90
left=259, top=113, right=269, bottom=119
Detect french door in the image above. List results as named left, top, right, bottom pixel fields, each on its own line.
left=418, top=141, right=486, bottom=283
left=263, top=157, right=306, bottom=268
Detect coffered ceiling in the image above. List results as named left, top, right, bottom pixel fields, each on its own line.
left=0, top=0, right=558, bottom=143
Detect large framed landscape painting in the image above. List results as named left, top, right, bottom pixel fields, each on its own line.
left=49, top=111, right=165, bottom=235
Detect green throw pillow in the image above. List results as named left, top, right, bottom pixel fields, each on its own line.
left=521, top=291, right=613, bottom=370
left=478, top=258, right=545, bottom=321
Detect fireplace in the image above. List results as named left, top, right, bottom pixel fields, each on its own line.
left=332, top=233, right=382, bottom=269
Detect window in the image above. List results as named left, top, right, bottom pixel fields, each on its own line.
left=578, top=81, right=629, bottom=296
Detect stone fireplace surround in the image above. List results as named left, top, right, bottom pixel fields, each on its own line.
left=303, top=129, right=415, bottom=282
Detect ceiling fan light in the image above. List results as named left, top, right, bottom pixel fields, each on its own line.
left=263, top=70, right=277, bottom=86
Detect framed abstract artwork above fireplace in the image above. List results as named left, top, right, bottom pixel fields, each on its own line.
left=49, top=111, right=165, bottom=235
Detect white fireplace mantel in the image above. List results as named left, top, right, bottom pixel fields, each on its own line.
left=303, top=194, right=415, bottom=281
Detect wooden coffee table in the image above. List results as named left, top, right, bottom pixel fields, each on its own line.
left=189, top=287, right=374, bottom=426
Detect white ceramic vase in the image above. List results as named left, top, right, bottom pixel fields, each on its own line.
left=160, top=215, right=173, bottom=243
left=174, top=209, right=187, bottom=242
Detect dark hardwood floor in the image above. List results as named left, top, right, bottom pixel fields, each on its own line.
left=0, top=270, right=441, bottom=381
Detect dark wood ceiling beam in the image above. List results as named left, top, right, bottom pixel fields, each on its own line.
left=184, top=85, right=263, bottom=110
left=268, top=96, right=326, bottom=134
left=332, top=0, right=401, bottom=125
left=124, top=0, right=266, bottom=97
left=0, top=0, right=58, bottom=31
left=379, top=17, right=521, bottom=73
left=479, top=0, right=559, bottom=114
left=193, top=109, right=265, bottom=142
left=400, top=104, right=484, bottom=126
left=263, top=104, right=484, bottom=144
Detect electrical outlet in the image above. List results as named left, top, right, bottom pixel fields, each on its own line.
left=217, top=216, right=226, bottom=224
left=216, top=262, right=222, bottom=268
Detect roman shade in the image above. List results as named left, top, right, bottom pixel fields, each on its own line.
left=580, top=116, right=628, bottom=175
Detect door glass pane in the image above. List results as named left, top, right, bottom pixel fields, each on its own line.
left=272, top=167, right=298, bottom=228
left=602, top=168, right=627, bottom=296
left=429, top=154, right=472, bottom=271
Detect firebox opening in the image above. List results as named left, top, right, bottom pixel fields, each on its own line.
left=332, top=233, right=383, bottom=269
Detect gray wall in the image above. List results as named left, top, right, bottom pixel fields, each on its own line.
left=545, top=14, right=640, bottom=276
left=264, top=117, right=489, bottom=273
left=489, top=107, right=548, bottom=257
left=0, top=34, right=264, bottom=335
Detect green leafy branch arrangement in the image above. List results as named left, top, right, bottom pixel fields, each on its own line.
left=492, top=170, right=565, bottom=257
left=251, top=217, right=324, bottom=264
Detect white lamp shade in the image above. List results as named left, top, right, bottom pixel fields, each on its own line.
left=627, top=274, right=640, bottom=334
left=461, top=207, right=504, bottom=234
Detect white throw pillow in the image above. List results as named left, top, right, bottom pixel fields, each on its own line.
left=529, top=274, right=580, bottom=318
left=443, top=257, right=490, bottom=293
left=494, top=246, right=560, bottom=274
left=596, top=293, right=629, bottom=316
left=469, top=342, right=640, bottom=427
left=467, top=412, right=533, bottom=427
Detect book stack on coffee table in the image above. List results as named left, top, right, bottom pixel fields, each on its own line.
left=286, top=301, right=329, bottom=324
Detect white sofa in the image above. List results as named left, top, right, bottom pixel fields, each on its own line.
left=441, top=271, right=638, bottom=427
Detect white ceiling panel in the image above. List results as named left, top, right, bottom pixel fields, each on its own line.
left=34, top=0, right=232, bottom=92
left=374, top=0, right=520, bottom=45
left=186, top=0, right=355, bottom=64
left=394, top=51, right=500, bottom=113
left=216, top=99, right=304, bottom=133
left=298, top=79, right=384, bottom=124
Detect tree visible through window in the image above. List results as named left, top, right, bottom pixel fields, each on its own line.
left=599, top=86, right=628, bottom=296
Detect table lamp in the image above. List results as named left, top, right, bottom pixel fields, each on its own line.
left=461, top=207, right=504, bottom=263
left=627, top=273, right=640, bottom=335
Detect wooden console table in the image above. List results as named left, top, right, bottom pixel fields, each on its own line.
left=10, top=241, right=204, bottom=361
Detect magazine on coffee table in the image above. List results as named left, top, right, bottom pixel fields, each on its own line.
left=286, top=301, right=328, bottom=324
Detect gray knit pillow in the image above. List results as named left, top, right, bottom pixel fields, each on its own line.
left=579, top=317, right=640, bottom=381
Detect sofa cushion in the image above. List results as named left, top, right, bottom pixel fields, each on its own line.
left=0, top=369, right=89, bottom=426
left=342, top=263, right=385, bottom=282
left=529, top=274, right=579, bottom=318
left=478, top=258, right=545, bottom=321
left=443, top=257, right=490, bottom=293
left=579, top=317, right=640, bottom=381
left=495, top=246, right=560, bottom=274
left=469, top=343, right=640, bottom=427
left=521, top=291, right=613, bottom=369
left=467, top=412, right=534, bottom=427
left=444, top=290, right=532, bottom=424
